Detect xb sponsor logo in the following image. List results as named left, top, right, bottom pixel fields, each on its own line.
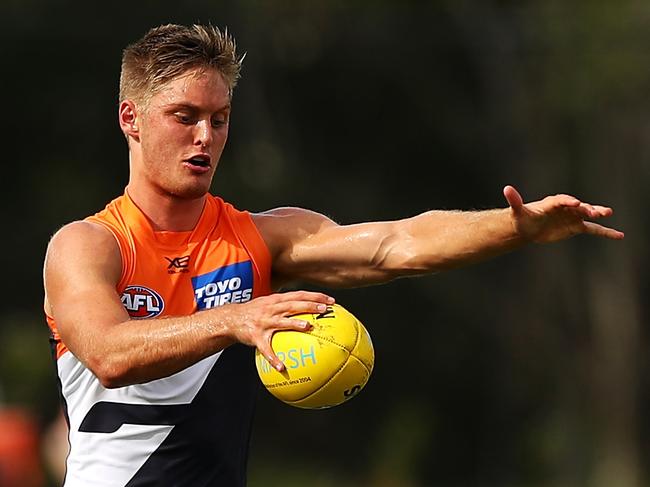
left=166, top=255, right=190, bottom=274
left=121, top=285, right=165, bottom=318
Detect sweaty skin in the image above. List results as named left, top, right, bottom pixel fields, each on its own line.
left=43, top=67, right=624, bottom=387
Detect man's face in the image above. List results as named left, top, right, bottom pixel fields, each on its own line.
left=134, top=68, right=231, bottom=199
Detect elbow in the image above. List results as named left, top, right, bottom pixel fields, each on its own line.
left=98, top=370, right=130, bottom=390
left=98, top=375, right=126, bottom=390
left=86, top=354, right=130, bottom=389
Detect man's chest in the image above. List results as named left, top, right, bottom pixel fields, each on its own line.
left=120, top=237, right=257, bottom=318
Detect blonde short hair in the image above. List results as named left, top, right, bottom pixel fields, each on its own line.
left=119, top=23, right=244, bottom=106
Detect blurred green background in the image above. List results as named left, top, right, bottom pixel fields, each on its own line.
left=0, top=1, right=646, bottom=486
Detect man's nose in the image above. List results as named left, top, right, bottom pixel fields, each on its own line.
left=194, top=119, right=212, bottom=148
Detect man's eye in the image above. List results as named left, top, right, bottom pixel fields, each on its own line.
left=212, top=118, right=227, bottom=128
left=175, top=113, right=194, bottom=124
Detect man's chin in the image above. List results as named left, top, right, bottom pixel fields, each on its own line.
left=170, top=183, right=212, bottom=200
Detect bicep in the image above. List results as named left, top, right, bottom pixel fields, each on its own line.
left=254, top=208, right=408, bottom=288
left=44, top=222, right=128, bottom=365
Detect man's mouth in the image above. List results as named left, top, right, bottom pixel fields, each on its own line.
left=184, top=154, right=212, bottom=170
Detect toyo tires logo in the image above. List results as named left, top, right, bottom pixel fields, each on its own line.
left=192, top=261, right=253, bottom=310
left=120, top=285, right=165, bottom=319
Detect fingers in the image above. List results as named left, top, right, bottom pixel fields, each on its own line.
left=506, top=185, right=616, bottom=220
left=565, top=202, right=614, bottom=221
left=582, top=203, right=613, bottom=218
left=260, top=315, right=317, bottom=372
left=257, top=291, right=331, bottom=319
left=276, top=316, right=312, bottom=331
left=257, top=311, right=320, bottom=373
left=547, top=197, right=622, bottom=239
left=274, top=290, right=335, bottom=305
left=583, top=221, right=625, bottom=240
left=238, top=291, right=334, bottom=372
left=526, top=190, right=617, bottom=221
left=537, top=194, right=580, bottom=213
left=505, top=186, right=623, bottom=243
left=268, top=290, right=334, bottom=316
left=257, top=340, right=286, bottom=372
left=541, top=193, right=616, bottom=216
left=279, top=300, right=332, bottom=317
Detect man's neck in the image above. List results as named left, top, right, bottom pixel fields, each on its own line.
left=126, top=184, right=207, bottom=232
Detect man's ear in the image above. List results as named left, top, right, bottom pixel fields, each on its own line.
left=118, top=100, right=140, bottom=141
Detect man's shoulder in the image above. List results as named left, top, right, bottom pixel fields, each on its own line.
left=251, top=207, right=337, bottom=233
left=44, top=220, right=122, bottom=298
left=48, top=220, right=118, bottom=254
left=249, top=207, right=338, bottom=262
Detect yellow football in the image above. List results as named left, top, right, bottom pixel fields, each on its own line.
left=255, top=303, right=374, bottom=409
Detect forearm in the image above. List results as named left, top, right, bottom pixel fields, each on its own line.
left=284, top=208, right=525, bottom=287
left=390, top=208, right=525, bottom=273
left=70, top=291, right=331, bottom=387
left=81, top=308, right=236, bottom=388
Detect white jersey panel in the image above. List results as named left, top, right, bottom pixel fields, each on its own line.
left=58, top=350, right=222, bottom=487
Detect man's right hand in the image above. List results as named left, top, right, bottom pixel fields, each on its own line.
left=217, top=291, right=335, bottom=372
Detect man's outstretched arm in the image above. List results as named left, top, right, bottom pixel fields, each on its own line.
left=254, top=185, right=624, bottom=289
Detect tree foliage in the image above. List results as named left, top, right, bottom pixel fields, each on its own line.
left=1, top=1, right=647, bottom=486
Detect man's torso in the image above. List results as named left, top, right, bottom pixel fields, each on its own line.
left=46, top=193, right=271, bottom=487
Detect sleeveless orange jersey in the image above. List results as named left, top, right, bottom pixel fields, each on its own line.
left=46, top=192, right=273, bottom=487
left=47, top=191, right=272, bottom=358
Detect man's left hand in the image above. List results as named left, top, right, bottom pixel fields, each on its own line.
left=503, top=185, right=625, bottom=243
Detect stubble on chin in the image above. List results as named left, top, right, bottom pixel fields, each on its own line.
left=165, top=174, right=214, bottom=200
left=172, top=184, right=211, bottom=200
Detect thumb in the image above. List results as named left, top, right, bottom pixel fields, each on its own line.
left=503, top=185, right=525, bottom=215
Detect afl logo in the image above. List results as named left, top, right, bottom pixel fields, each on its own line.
left=121, top=286, right=165, bottom=319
